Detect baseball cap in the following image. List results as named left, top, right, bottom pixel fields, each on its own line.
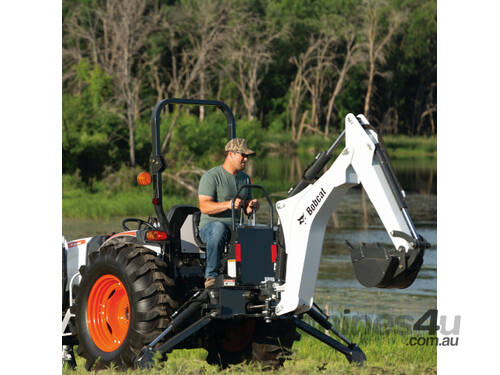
left=224, top=138, right=255, bottom=155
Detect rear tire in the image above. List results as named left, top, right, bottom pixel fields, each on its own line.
left=205, top=319, right=256, bottom=368
left=72, top=244, right=177, bottom=370
left=206, top=318, right=299, bottom=369
left=250, top=319, right=300, bottom=369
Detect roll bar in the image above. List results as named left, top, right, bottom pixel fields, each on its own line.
left=150, top=98, right=237, bottom=234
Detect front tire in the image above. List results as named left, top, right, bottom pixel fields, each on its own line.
left=72, top=244, right=177, bottom=370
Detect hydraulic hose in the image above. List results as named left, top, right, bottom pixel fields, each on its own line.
left=288, top=131, right=345, bottom=197
left=148, top=289, right=209, bottom=348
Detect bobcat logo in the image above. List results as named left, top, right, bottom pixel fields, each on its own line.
left=297, top=214, right=306, bottom=225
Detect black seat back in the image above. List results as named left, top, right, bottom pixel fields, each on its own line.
left=192, top=210, right=206, bottom=250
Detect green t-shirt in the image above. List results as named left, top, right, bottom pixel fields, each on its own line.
left=198, top=165, right=252, bottom=228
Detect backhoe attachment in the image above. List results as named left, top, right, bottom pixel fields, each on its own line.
left=343, top=118, right=430, bottom=288
left=275, top=114, right=430, bottom=316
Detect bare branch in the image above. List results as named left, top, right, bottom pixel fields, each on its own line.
left=361, top=0, right=407, bottom=118
left=64, top=0, right=164, bottom=167
left=220, top=7, right=284, bottom=120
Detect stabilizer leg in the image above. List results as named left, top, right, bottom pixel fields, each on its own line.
left=307, top=307, right=354, bottom=346
left=135, top=290, right=210, bottom=368
left=295, top=311, right=366, bottom=365
left=136, top=315, right=212, bottom=368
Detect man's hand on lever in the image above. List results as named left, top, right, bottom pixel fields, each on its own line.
left=231, top=198, right=246, bottom=211
left=245, top=199, right=259, bottom=215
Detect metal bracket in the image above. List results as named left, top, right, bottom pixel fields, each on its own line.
left=61, top=272, right=80, bottom=338
left=150, top=154, right=166, bottom=174
left=68, top=272, right=80, bottom=307
left=62, top=308, right=75, bottom=336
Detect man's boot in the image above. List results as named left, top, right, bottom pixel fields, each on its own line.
left=204, top=278, right=216, bottom=288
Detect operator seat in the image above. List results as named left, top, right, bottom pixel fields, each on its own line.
left=192, top=210, right=206, bottom=250
left=167, top=205, right=206, bottom=253
left=192, top=211, right=233, bottom=251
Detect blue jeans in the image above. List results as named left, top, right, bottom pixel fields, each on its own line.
left=199, top=221, right=231, bottom=278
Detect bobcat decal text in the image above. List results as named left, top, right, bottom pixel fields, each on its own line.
left=306, top=188, right=327, bottom=216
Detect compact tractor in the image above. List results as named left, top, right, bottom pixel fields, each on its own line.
left=62, top=98, right=429, bottom=369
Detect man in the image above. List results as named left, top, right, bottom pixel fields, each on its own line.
left=198, top=138, right=259, bottom=288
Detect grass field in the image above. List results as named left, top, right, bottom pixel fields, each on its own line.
left=271, top=132, right=436, bottom=159
left=63, top=318, right=436, bottom=375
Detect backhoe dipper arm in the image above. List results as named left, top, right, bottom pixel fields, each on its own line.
left=275, top=114, right=428, bottom=316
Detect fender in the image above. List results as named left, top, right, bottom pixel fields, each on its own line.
left=101, top=230, right=162, bottom=255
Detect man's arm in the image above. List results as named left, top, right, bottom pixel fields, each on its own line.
left=199, top=195, right=246, bottom=214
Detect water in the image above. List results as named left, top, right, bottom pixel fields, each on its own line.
left=312, top=191, right=437, bottom=320
left=63, top=156, right=436, bottom=321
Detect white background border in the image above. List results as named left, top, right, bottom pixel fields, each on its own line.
left=438, top=1, right=500, bottom=373
left=2, top=1, right=499, bottom=373
left=0, top=1, right=61, bottom=373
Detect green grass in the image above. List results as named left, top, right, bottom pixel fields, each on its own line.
left=62, top=186, right=197, bottom=219
left=382, top=135, right=436, bottom=157
left=63, top=318, right=436, bottom=375
left=266, top=132, right=437, bottom=159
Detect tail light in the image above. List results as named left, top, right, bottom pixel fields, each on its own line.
left=146, top=231, right=168, bottom=241
left=236, top=243, right=241, bottom=262
left=271, top=244, right=277, bottom=263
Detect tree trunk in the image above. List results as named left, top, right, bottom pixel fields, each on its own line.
left=411, top=70, right=427, bottom=135
left=325, top=36, right=357, bottom=136
left=127, top=110, right=136, bottom=167
left=247, top=96, right=256, bottom=121
left=199, top=70, right=205, bottom=121
left=364, top=62, right=375, bottom=117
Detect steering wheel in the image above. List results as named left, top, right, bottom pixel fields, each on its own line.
left=121, top=218, right=157, bottom=231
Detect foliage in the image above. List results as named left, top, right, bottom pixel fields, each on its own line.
left=167, top=112, right=228, bottom=169
left=62, top=59, right=126, bottom=181
left=62, top=0, right=436, bottom=185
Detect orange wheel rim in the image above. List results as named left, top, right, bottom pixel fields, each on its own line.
left=87, top=274, right=130, bottom=352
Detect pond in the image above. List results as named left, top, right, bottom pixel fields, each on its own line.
left=63, top=155, right=436, bottom=322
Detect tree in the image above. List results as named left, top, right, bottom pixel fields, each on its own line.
left=288, top=49, right=310, bottom=145
left=324, top=28, right=363, bottom=136
left=145, top=0, right=230, bottom=154
left=221, top=4, right=283, bottom=120
left=63, top=0, right=164, bottom=167
left=400, top=0, right=436, bottom=134
left=301, top=31, right=336, bottom=131
left=62, top=59, right=123, bottom=180
left=361, top=0, right=406, bottom=119
left=417, top=82, right=436, bottom=135
left=287, top=11, right=364, bottom=138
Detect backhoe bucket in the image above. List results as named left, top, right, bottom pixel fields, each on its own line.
left=347, top=242, right=424, bottom=289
